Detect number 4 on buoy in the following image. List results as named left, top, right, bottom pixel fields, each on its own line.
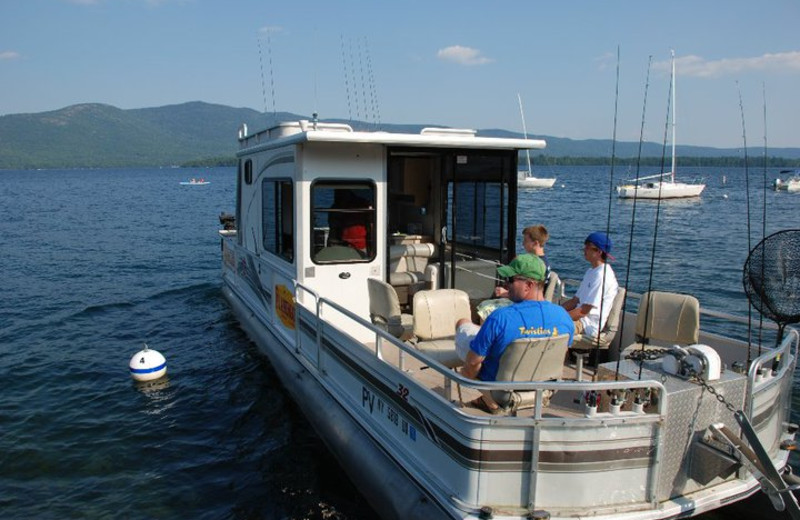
left=129, top=343, right=167, bottom=382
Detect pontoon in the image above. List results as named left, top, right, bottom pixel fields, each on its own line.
left=220, top=118, right=798, bottom=520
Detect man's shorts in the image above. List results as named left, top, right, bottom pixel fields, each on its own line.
left=455, top=322, right=481, bottom=361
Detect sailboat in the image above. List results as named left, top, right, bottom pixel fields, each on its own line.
left=517, top=93, right=556, bottom=189
left=618, top=51, right=705, bottom=199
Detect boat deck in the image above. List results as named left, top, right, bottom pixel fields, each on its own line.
left=364, top=340, right=599, bottom=419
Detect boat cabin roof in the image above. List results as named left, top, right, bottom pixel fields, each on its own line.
left=237, top=120, right=546, bottom=155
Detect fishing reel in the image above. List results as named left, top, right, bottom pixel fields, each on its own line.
left=662, top=344, right=722, bottom=381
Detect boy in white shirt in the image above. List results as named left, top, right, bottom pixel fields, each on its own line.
left=562, top=231, right=619, bottom=339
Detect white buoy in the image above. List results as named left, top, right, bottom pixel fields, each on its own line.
left=723, top=194, right=729, bottom=199
left=129, top=343, right=167, bottom=382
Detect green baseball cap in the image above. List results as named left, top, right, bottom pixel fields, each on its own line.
left=496, top=254, right=546, bottom=282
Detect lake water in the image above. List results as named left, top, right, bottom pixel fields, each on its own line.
left=1, top=165, right=797, bottom=519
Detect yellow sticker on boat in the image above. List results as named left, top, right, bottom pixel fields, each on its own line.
left=275, top=284, right=296, bottom=330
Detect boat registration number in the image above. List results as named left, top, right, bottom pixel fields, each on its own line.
left=362, top=386, right=417, bottom=442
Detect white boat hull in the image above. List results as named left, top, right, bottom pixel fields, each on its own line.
left=222, top=280, right=447, bottom=520
left=518, top=176, right=556, bottom=189
left=617, top=181, right=705, bottom=199
left=775, top=178, right=800, bottom=192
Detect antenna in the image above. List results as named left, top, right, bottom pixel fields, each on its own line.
left=340, top=34, right=353, bottom=121
left=349, top=37, right=361, bottom=121
left=257, top=37, right=268, bottom=114
left=364, top=36, right=381, bottom=129
left=266, top=29, right=277, bottom=117
left=357, top=37, right=368, bottom=124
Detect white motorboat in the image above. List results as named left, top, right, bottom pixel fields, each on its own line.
left=618, top=51, right=705, bottom=200
left=517, top=94, right=556, bottom=189
left=220, top=118, right=798, bottom=520
left=775, top=170, right=800, bottom=193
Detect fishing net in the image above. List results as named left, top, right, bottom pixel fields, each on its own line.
left=743, top=229, right=800, bottom=330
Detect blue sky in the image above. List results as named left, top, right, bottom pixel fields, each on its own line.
left=2, top=0, right=799, bottom=148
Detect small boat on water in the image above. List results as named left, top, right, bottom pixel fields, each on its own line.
left=618, top=51, right=705, bottom=200
left=517, top=170, right=556, bottom=189
left=220, top=118, right=798, bottom=520
left=180, top=178, right=210, bottom=185
left=517, top=94, right=556, bottom=190
left=775, top=170, right=800, bottom=193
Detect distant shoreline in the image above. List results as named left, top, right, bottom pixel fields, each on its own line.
left=527, top=155, right=800, bottom=168
left=3, top=155, right=798, bottom=171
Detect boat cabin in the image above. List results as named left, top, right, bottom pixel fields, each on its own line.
left=231, top=120, right=542, bottom=339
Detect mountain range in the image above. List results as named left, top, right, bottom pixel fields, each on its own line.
left=1, top=101, right=798, bottom=169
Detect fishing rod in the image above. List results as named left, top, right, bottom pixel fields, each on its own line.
left=616, top=54, right=652, bottom=379
left=644, top=52, right=675, bottom=304
left=604, top=46, right=621, bottom=232
left=737, top=82, right=761, bottom=364
left=594, top=45, right=619, bottom=363
left=758, top=83, right=768, bottom=354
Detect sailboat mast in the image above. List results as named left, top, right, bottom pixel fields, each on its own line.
left=517, top=93, right=532, bottom=175
left=670, top=50, right=677, bottom=183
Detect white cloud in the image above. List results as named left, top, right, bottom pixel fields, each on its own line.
left=437, top=45, right=492, bottom=66
left=655, top=51, right=800, bottom=78
left=594, top=51, right=617, bottom=72
left=0, top=51, right=21, bottom=61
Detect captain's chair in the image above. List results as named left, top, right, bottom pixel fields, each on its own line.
left=388, top=243, right=438, bottom=308
left=571, top=288, right=627, bottom=350
left=490, top=334, right=571, bottom=412
left=410, top=289, right=471, bottom=368
left=624, top=291, right=699, bottom=354
left=367, top=278, right=413, bottom=340
left=568, top=287, right=626, bottom=370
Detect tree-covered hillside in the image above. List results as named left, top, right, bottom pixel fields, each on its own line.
left=1, top=101, right=798, bottom=169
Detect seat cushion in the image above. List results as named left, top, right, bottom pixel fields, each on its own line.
left=389, top=271, right=427, bottom=286
left=571, top=333, right=612, bottom=350
left=636, top=291, right=699, bottom=344
left=414, top=339, right=462, bottom=368
left=412, top=289, right=472, bottom=340
left=389, top=243, right=436, bottom=281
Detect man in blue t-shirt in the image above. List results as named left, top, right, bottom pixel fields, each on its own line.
left=455, top=255, right=574, bottom=413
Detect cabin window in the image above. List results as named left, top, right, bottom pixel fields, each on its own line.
left=447, top=181, right=508, bottom=250
left=261, top=179, right=294, bottom=263
left=311, top=181, right=376, bottom=263
left=445, top=153, right=512, bottom=254
left=244, top=159, right=253, bottom=185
